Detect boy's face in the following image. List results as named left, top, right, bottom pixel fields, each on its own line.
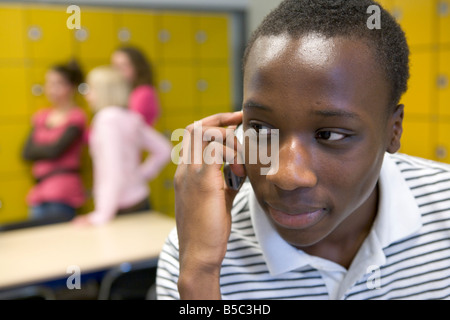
left=242, top=33, right=402, bottom=248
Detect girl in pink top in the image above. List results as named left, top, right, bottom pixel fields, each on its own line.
left=73, top=66, right=172, bottom=226
left=111, top=46, right=160, bottom=126
left=22, top=60, right=87, bottom=221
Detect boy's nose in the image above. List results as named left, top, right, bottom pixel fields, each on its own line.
left=266, top=138, right=318, bottom=191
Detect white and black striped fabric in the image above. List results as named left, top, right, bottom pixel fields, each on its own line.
left=156, top=153, right=450, bottom=300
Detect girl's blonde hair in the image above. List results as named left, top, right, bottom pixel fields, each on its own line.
left=87, top=66, right=130, bottom=110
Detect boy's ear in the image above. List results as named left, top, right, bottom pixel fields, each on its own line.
left=387, top=104, right=404, bottom=154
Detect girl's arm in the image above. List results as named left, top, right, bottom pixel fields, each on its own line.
left=22, top=126, right=82, bottom=161
left=139, top=125, right=172, bottom=181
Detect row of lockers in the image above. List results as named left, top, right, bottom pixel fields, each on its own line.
left=0, top=4, right=230, bottom=62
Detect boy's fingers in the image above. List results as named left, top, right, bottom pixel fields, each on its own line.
left=200, top=111, right=243, bottom=128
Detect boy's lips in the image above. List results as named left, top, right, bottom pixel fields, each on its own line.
left=266, top=203, right=327, bottom=229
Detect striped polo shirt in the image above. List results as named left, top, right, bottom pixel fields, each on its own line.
left=156, top=153, right=450, bottom=300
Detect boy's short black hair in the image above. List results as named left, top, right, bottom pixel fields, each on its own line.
left=243, top=0, right=410, bottom=107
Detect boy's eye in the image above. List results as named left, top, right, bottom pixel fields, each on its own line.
left=250, top=122, right=272, bottom=135
left=316, top=131, right=347, bottom=141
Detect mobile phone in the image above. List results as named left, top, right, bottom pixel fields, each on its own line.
left=224, top=163, right=245, bottom=190
left=223, top=124, right=245, bottom=190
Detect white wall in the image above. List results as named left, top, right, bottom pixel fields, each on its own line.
left=3, top=0, right=249, bottom=11
left=247, top=0, right=284, bottom=36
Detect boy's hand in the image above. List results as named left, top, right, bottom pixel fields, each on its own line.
left=174, top=111, right=245, bottom=300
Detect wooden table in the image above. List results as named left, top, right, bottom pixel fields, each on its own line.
left=0, top=212, right=175, bottom=289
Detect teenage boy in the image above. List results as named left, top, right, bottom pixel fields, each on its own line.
left=157, top=0, right=450, bottom=300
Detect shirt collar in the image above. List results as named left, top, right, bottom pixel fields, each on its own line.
left=250, top=152, right=423, bottom=276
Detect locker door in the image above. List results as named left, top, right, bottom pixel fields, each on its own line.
left=158, top=12, right=195, bottom=62
left=157, top=64, right=196, bottom=113
left=26, top=5, right=74, bottom=61
left=0, top=123, right=32, bottom=176
left=400, top=118, right=434, bottom=160
left=195, top=14, right=230, bottom=62
left=0, top=176, right=33, bottom=224
left=75, top=8, right=119, bottom=62
left=393, top=0, right=435, bottom=47
left=0, top=5, right=26, bottom=60
left=197, top=64, right=232, bottom=117
left=400, top=50, right=434, bottom=116
left=118, top=10, right=159, bottom=62
left=0, top=64, right=29, bottom=118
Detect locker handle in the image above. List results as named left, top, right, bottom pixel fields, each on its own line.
left=392, top=7, right=402, bottom=21
left=195, top=30, right=208, bottom=44
left=78, top=83, right=89, bottom=95
left=31, top=84, right=43, bottom=96
left=436, top=146, right=448, bottom=160
left=75, top=28, right=89, bottom=42
left=118, top=28, right=131, bottom=42
left=163, top=179, right=173, bottom=190
left=438, top=2, right=449, bottom=16
left=158, top=30, right=171, bottom=43
left=437, top=75, right=448, bottom=89
left=197, top=79, right=208, bottom=92
left=159, top=80, right=172, bottom=93
left=28, top=26, right=42, bottom=41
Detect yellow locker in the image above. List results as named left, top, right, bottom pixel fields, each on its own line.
left=149, top=161, right=177, bottom=218
left=197, top=64, right=232, bottom=117
left=400, top=50, right=434, bottom=116
left=393, top=0, right=435, bottom=47
left=161, top=163, right=177, bottom=217
left=438, top=0, right=450, bottom=45
left=157, top=64, right=196, bottom=112
left=149, top=163, right=177, bottom=217
left=0, top=176, right=33, bottom=224
left=75, top=8, right=119, bottom=61
left=152, top=113, right=166, bottom=135
left=195, top=14, right=229, bottom=61
left=158, top=12, right=195, bottom=62
left=0, top=5, right=26, bottom=60
left=400, top=118, right=435, bottom=159
left=26, top=5, right=74, bottom=61
left=0, top=123, right=32, bottom=176
left=0, top=64, right=29, bottom=118
left=164, top=112, right=199, bottom=169
left=118, top=10, right=159, bottom=63
left=438, top=50, right=450, bottom=117
left=437, top=122, right=450, bottom=163
left=149, top=178, right=165, bottom=215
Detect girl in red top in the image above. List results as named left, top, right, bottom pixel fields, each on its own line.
left=22, top=60, right=87, bottom=221
left=111, top=46, right=160, bottom=126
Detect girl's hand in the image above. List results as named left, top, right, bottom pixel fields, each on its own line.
left=71, top=214, right=94, bottom=227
